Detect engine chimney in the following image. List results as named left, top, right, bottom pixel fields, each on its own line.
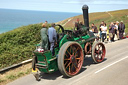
left=82, top=5, right=89, bottom=28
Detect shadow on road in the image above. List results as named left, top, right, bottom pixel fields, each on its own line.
left=40, top=70, right=62, bottom=80
left=39, top=55, right=107, bottom=80
left=83, top=55, right=107, bottom=66
left=79, top=55, right=107, bottom=74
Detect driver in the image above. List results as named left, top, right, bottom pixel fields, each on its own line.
left=48, top=23, right=57, bottom=56
left=73, top=21, right=83, bottom=36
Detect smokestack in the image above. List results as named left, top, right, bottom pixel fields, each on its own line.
left=82, top=5, right=89, bottom=27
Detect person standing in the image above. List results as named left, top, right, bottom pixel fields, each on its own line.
left=48, top=23, right=57, bottom=56
left=91, top=23, right=98, bottom=36
left=115, top=21, right=119, bottom=40
left=101, top=23, right=107, bottom=42
left=74, top=18, right=80, bottom=31
left=118, top=21, right=125, bottom=39
left=40, top=23, right=48, bottom=51
left=99, top=21, right=104, bottom=40
left=109, top=22, right=115, bottom=42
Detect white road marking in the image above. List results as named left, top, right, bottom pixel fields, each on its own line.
left=95, top=56, right=128, bottom=74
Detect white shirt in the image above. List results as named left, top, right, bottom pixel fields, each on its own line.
left=115, top=24, right=118, bottom=30
left=101, top=26, right=107, bottom=33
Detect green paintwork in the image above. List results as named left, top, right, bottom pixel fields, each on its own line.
left=59, top=34, right=69, bottom=48
left=33, top=26, right=96, bottom=73
left=34, top=50, right=58, bottom=73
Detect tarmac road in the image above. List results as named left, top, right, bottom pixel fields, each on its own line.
left=7, top=39, right=128, bottom=85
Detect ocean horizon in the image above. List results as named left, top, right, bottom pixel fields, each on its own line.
left=0, top=8, right=81, bottom=33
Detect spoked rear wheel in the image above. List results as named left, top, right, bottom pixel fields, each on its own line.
left=92, top=41, right=106, bottom=63
left=58, top=42, right=84, bottom=77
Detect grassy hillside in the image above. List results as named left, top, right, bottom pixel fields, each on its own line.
left=0, top=23, right=47, bottom=69
left=57, top=9, right=128, bottom=34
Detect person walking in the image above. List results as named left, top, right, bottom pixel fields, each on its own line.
left=48, top=23, right=57, bottom=56
left=118, top=20, right=125, bottom=39
left=101, top=23, right=107, bottom=42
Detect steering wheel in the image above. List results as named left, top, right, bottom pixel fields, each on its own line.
left=56, top=24, right=64, bottom=34
left=55, top=24, right=65, bottom=42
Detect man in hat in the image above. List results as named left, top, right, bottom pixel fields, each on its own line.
left=118, top=20, right=125, bottom=39
left=48, top=23, right=57, bottom=56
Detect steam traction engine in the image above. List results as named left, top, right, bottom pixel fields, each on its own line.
left=32, top=5, right=106, bottom=80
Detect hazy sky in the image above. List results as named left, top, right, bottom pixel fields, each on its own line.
left=0, top=0, right=128, bottom=13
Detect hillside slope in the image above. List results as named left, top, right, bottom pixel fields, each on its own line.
left=57, top=9, right=128, bottom=33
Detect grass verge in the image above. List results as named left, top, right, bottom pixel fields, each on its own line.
left=0, top=63, right=32, bottom=85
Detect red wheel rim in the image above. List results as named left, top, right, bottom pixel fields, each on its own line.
left=94, top=43, right=105, bottom=62
left=84, top=42, right=92, bottom=54
left=64, top=44, right=83, bottom=76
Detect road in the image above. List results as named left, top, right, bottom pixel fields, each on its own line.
left=8, top=39, right=128, bottom=85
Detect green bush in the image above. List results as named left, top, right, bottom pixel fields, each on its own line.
left=0, top=23, right=47, bottom=69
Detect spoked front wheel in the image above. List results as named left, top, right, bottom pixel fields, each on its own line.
left=92, top=41, right=106, bottom=63
left=58, top=42, right=84, bottom=77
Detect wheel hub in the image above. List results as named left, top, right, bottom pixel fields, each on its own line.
left=71, top=56, right=76, bottom=63
left=70, top=55, right=77, bottom=68
left=98, top=51, right=102, bottom=54
left=99, top=51, right=102, bottom=54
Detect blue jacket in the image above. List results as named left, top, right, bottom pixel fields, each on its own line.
left=48, top=27, right=57, bottom=43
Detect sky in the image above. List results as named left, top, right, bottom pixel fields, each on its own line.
left=0, top=0, right=128, bottom=13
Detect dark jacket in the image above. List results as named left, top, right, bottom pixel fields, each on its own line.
left=109, top=25, right=115, bottom=33
left=92, top=26, right=98, bottom=33
left=118, top=23, right=125, bottom=32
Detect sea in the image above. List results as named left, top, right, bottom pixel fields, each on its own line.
left=0, top=9, right=81, bottom=33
